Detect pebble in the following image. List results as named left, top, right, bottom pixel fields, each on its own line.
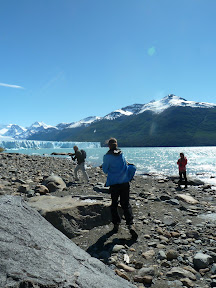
left=112, top=245, right=125, bottom=253
left=142, top=249, right=155, bottom=259
left=167, top=267, right=196, bottom=281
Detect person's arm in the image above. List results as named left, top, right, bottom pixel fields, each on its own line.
left=102, top=155, right=109, bottom=174
left=51, top=152, right=69, bottom=155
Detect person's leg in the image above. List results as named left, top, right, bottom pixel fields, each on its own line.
left=183, top=171, right=187, bottom=187
left=178, top=171, right=183, bottom=186
left=74, top=164, right=80, bottom=180
left=110, top=185, right=121, bottom=226
left=119, top=183, right=133, bottom=226
left=119, top=183, right=138, bottom=239
left=80, top=162, right=89, bottom=182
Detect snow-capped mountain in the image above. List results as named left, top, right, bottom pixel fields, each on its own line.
left=1, top=95, right=216, bottom=141
left=104, top=104, right=143, bottom=120
left=0, top=124, right=26, bottom=140
left=16, top=122, right=57, bottom=139
left=0, top=124, right=10, bottom=136
left=56, top=117, right=101, bottom=130
left=103, top=94, right=216, bottom=120
left=138, top=94, right=216, bottom=114
left=4, top=124, right=26, bottom=138
left=67, top=116, right=101, bottom=128
left=0, top=117, right=101, bottom=140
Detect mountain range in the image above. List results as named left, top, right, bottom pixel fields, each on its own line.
left=1, top=94, right=216, bottom=147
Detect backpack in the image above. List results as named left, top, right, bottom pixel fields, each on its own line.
left=127, top=164, right=136, bottom=181
left=80, top=149, right=87, bottom=160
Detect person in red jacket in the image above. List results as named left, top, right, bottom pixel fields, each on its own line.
left=177, top=152, right=187, bottom=188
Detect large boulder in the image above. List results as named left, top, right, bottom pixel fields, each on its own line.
left=43, top=175, right=66, bottom=192
left=28, top=195, right=112, bottom=238
left=170, top=176, right=205, bottom=186
left=0, top=195, right=135, bottom=288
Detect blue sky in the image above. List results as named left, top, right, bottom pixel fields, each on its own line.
left=0, top=0, right=216, bottom=127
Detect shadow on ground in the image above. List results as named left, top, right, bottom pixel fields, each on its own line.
left=86, top=230, right=137, bottom=263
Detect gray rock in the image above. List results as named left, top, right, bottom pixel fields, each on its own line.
left=211, top=263, right=216, bottom=274
left=17, top=184, right=30, bottom=193
left=138, top=266, right=155, bottom=276
left=35, top=184, right=49, bottom=195
left=166, top=267, right=196, bottom=280
left=198, top=213, right=216, bottom=223
left=160, top=195, right=171, bottom=201
left=43, top=175, right=66, bottom=192
left=157, top=250, right=167, bottom=260
left=167, top=280, right=183, bottom=287
left=186, top=230, right=200, bottom=239
left=93, top=184, right=110, bottom=193
left=209, top=251, right=216, bottom=262
left=28, top=195, right=112, bottom=238
left=0, top=195, right=136, bottom=288
left=163, top=216, right=176, bottom=226
left=193, top=252, right=213, bottom=270
left=167, top=199, right=180, bottom=205
left=166, top=249, right=179, bottom=261
left=112, top=245, right=125, bottom=253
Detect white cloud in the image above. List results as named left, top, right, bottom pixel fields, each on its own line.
left=0, top=82, right=24, bottom=89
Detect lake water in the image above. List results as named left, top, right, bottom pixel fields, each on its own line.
left=3, top=146, right=216, bottom=186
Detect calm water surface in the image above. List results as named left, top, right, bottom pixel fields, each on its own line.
left=5, top=146, right=216, bottom=185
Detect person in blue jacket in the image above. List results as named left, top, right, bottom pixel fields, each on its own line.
left=102, top=138, right=138, bottom=239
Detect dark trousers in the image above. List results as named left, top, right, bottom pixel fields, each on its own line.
left=110, top=182, right=133, bottom=226
left=179, top=171, right=187, bottom=185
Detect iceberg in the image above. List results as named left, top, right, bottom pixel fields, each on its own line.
left=0, top=140, right=101, bottom=150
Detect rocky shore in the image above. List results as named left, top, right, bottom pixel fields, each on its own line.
left=0, top=152, right=216, bottom=288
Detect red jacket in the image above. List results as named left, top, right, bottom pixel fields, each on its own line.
left=177, top=157, right=187, bottom=172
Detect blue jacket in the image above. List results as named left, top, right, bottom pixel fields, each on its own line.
left=102, top=149, right=136, bottom=186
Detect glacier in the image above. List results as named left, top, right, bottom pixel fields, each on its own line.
left=0, top=140, right=101, bottom=150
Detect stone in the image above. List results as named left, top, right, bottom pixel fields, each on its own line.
left=168, top=199, right=180, bottom=205
left=116, top=262, right=136, bottom=272
left=115, top=269, right=130, bottom=281
left=166, top=249, right=179, bottom=261
left=93, top=184, right=110, bottom=193
left=35, top=184, right=49, bottom=195
left=163, top=216, right=176, bottom=226
left=170, top=231, right=181, bottom=238
left=211, top=264, right=216, bottom=274
left=199, top=268, right=210, bottom=275
left=166, top=267, right=196, bottom=281
left=112, top=245, right=125, bottom=253
left=176, top=194, right=198, bottom=204
left=157, top=250, right=167, bottom=260
left=17, top=184, right=29, bottom=193
left=28, top=195, right=112, bottom=238
left=180, top=278, right=195, bottom=287
left=159, top=235, right=169, bottom=242
left=43, top=175, right=66, bottom=192
left=198, top=213, right=216, bottom=223
left=186, top=230, right=199, bottom=239
left=138, top=267, right=155, bottom=277
left=142, top=249, right=155, bottom=259
left=193, top=252, right=213, bottom=270
left=134, top=275, right=153, bottom=284
left=0, top=195, right=136, bottom=288
left=167, top=279, right=183, bottom=287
